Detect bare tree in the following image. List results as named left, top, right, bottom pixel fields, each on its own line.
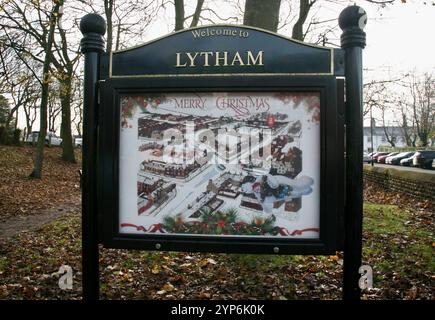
left=48, top=86, right=61, bottom=134
left=362, top=73, right=414, bottom=148
left=407, top=72, right=434, bottom=147
left=0, top=37, right=41, bottom=143
left=260, top=0, right=411, bottom=43
left=243, top=0, right=281, bottom=32
left=365, top=71, right=434, bottom=148
left=29, top=1, right=62, bottom=178
left=23, top=96, right=38, bottom=140
left=1, top=0, right=83, bottom=162
left=190, top=0, right=205, bottom=28
left=173, top=0, right=207, bottom=31
left=291, top=0, right=316, bottom=40
left=104, top=0, right=114, bottom=52
left=363, top=78, right=401, bottom=117
left=0, top=0, right=64, bottom=177
left=97, top=0, right=161, bottom=53
left=388, top=87, right=418, bottom=147
left=174, top=0, right=185, bottom=31
left=171, top=0, right=395, bottom=39
left=52, top=2, right=82, bottom=162
left=398, top=102, right=418, bottom=147
left=379, top=105, right=397, bottom=147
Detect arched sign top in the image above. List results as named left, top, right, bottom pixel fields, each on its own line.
left=108, top=24, right=339, bottom=78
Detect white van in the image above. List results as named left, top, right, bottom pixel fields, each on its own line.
left=26, top=131, right=62, bottom=146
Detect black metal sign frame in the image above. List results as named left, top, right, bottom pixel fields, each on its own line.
left=98, top=76, right=342, bottom=255
left=80, top=5, right=366, bottom=300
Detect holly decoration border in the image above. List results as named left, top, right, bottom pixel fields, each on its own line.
left=121, top=95, right=167, bottom=128
left=162, top=208, right=277, bottom=236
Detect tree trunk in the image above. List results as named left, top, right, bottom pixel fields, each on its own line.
left=0, top=105, right=19, bottom=144
left=14, top=108, right=18, bottom=129
left=29, top=3, right=60, bottom=179
left=190, top=0, right=205, bottom=28
left=174, top=0, right=185, bottom=31
left=24, top=104, right=35, bottom=140
left=401, top=114, right=413, bottom=147
left=104, top=0, right=113, bottom=53
left=410, top=73, right=434, bottom=147
left=243, top=0, right=281, bottom=32
left=75, top=107, right=82, bottom=138
left=115, top=19, right=121, bottom=51
left=30, top=78, right=49, bottom=178
left=419, top=132, right=428, bottom=147
left=292, top=0, right=313, bottom=41
left=60, top=76, right=76, bottom=163
left=48, top=97, right=56, bottom=133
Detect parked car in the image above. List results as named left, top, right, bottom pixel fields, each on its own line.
left=26, top=131, right=62, bottom=146
left=74, top=137, right=83, bottom=148
left=386, top=152, right=415, bottom=165
left=378, top=152, right=399, bottom=164
left=400, top=153, right=418, bottom=166
left=216, top=164, right=226, bottom=171
left=371, top=152, right=388, bottom=162
left=412, top=150, right=435, bottom=169
left=432, top=159, right=435, bottom=170
left=363, top=152, right=372, bottom=163
left=385, top=153, right=400, bottom=164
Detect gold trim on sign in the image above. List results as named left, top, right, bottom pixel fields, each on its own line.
left=109, top=24, right=335, bottom=78
left=331, top=48, right=334, bottom=75
left=112, top=24, right=334, bottom=53
left=109, top=72, right=333, bottom=79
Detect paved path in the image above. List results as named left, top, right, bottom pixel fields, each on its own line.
left=0, top=197, right=80, bottom=239
left=364, top=163, right=435, bottom=175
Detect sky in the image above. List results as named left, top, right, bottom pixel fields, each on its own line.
left=141, top=0, right=435, bottom=127
left=360, top=0, right=435, bottom=77
left=347, top=0, right=435, bottom=124
left=15, top=0, right=435, bottom=133
left=113, top=0, right=435, bottom=120
left=142, top=0, right=435, bottom=79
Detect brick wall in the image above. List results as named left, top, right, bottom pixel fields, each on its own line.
left=363, top=165, right=435, bottom=201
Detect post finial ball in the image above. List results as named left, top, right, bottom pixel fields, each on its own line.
left=80, top=13, right=106, bottom=35
left=339, top=5, right=367, bottom=31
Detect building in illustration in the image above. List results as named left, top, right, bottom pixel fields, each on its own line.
left=136, top=107, right=308, bottom=221
left=137, top=175, right=177, bottom=215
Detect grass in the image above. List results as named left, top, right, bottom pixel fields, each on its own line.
left=231, top=203, right=421, bottom=274
left=364, top=203, right=410, bottom=234
left=362, top=203, right=434, bottom=293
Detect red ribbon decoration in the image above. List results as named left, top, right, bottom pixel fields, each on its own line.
left=291, top=228, right=319, bottom=235
left=278, top=227, right=319, bottom=236
left=120, top=223, right=165, bottom=233
left=121, top=223, right=318, bottom=237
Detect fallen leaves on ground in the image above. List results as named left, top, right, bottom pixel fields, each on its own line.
left=0, top=145, right=81, bottom=223
left=0, top=147, right=433, bottom=300
left=0, top=198, right=432, bottom=300
left=364, top=180, right=434, bottom=212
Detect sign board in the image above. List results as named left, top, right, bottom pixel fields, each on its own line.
left=98, top=25, right=344, bottom=254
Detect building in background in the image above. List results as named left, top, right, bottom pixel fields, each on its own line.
left=363, top=126, right=407, bottom=153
